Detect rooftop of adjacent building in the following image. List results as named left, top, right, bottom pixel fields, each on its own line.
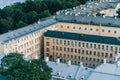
left=55, top=1, right=120, bottom=27
left=46, top=57, right=93, bottom=80
left=88, top=59, right=120, bottom=80
left=0, top=18, right=57, bottom=44
left=44, top=30, right=120, bottom=45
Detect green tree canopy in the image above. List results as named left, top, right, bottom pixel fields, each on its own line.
left=0, top=53, right=52, bottom=80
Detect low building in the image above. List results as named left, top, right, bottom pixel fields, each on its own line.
left=88, top=60, right=120, bottom=80
left=44, top=30, right=120, bottom=68
left=46, top=57, right=93, bottom=80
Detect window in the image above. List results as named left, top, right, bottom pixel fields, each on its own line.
left=114, top=31, right=117, bottom=33
left=93, top=58, right=96, bottom=61
left=86, top=43, right=89, bottom=48
left=52, top=46, right=55, bottom=50
left=79, top=27, right=81, bottom=30
left=94, top=44, right=96, bottom=49
left=94, top=51, right=96, bottom=56
left=78, top=49, right=81, bottom=53
left=90, top=44, right=92, bottom=48
left=90, top=51, right=92, bottom=55
left=64, top=40, right=66, bottom=45
left=56, top=46, right=58, bottom=50
left=68, top=41, right=70, bottom=45
left=102, top=29, right=104, bottom=32
left=102, top=52, right=104, bottom=57
left=108, top=30, right=110, bottom=33
left=67, top=48, right=70, bottom=52
left=84, top=28, right=87, bottom=30
left=60, top=40, right=62, bottom=44
left=97, top=52, right=100, bottom=56
left=60, top=47, right=62, bottom=51
left=105, top=53, right=108, bottom=57
left=96, top=29, right=98, bottom=31
left=46, top=48, right=49, bottom=52
left=82, top=43, right=85, bottom=47
left=78, top=42, right=81, bottom=47
left=46, top=42, right=49, bottom=46
left=98, top=45, right=100, bottom=49
left=67, top=26, right=69, bottom=28
left=102, top=45, right=104, bottom=50
left=86, top=50, right=89, bottom=55
left=61, top=25, right=63, bottom=28
left=106, top=46, right=108, bottom=51
left=110, top=46, right=113, bottom=51
left=110, top=53, right=112, bottom=58
left=78, top=56, right=80, bottom=59
left=75, top=42, right=77, bottom=46
left=75, top=49, right=77, bottom=53
left=82, top=50, right=84, bottom=54
left=64, top=47, right=66, bottom=51
left=71, top=48, right=73, bottom=52
left=73, top=27, right=75, bottom=29
left=56, top=40, right=58, bottom=44
left=90, top=28, right=93, bottom=31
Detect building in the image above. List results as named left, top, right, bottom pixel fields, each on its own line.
left=0, top=1, right=120, bottom=61
left=88, top=60, right=120, bottom=80
left=44, top=30, right=120, bottom=68
left=46, top=57, right=93, bottom=80
left=0, top=19, right=58, bottom=58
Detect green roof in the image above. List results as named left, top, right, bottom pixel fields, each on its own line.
left=44, top=30, right=120, bottom=46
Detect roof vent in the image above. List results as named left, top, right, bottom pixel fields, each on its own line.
left=53, top=16, right=56, bottom=19
left=45, top=57, right=49, bottom=62
left=117, top=61, right=120, bottom=67
left=68, top=60, right=71, bottom=66
left=57, top=71, right=61, bottom=76
left=56, top=58, right=60, bottom=63
left=104, top=59, right=107, bottom=64
left=37, top=19, right=41, bottom=25
left=115, top=56, right=118, bottom=62
left=80, top=62, right=83, bottom=67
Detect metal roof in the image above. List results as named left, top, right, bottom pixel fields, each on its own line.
left=0, top=19, right=57, bottom=43
left=88, top=63, right=120, bottom=80
left=44, top=30, right=120, bottom=45
left=55, top=1, right=120, bottom=27
left=47, top=61, right=93, bottom=80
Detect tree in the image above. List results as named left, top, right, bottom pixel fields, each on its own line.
left=38, top=10, right=51, bottom=18
left=0, top=53, right=52, bottom=80
left=16, top=21, right=27, bottom=28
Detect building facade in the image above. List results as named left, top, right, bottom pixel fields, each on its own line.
left=0, top=19, right=58, bottom=58
left=44, top=30, right=120, bottom=68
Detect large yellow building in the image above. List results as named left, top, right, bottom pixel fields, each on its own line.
left=44, top=30, right=120, bottom=68
left=0, top=19, right=58, bottom=58
left=0, top=1, right=120, bottom=67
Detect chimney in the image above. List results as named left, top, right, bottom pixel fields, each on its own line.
left=115, top=56, right=118, bottom=62
left=104, top=59, right=107, bottom=64
left=45, top=57, right=49, bottom=62
left=80, top=62, right=83, bottom=67
left=117, top=61, right=120, bottom=67
left=37, top=19, right=41, bottom=25
left=68, top=60, right=71, bottom=66
left=56, top=58, right=60, bottom=63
